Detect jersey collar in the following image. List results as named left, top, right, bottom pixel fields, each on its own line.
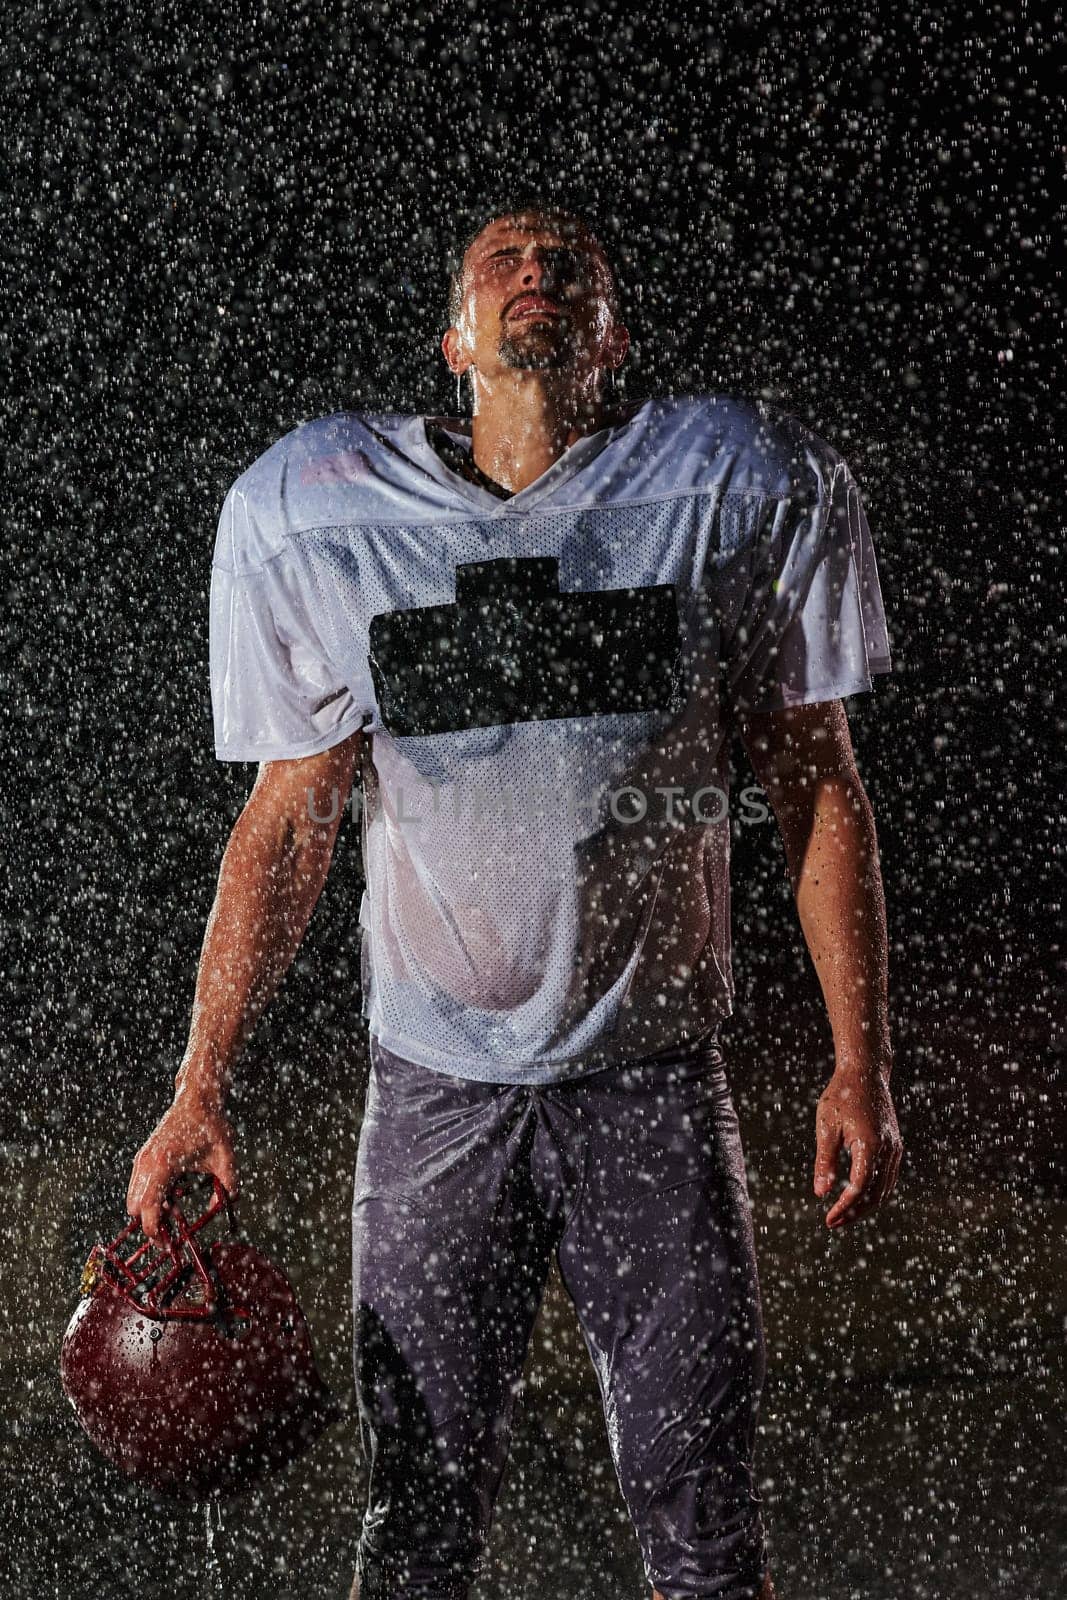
left=398, top=399, right=651, bottom=514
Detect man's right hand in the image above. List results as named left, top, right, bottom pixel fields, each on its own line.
left=125, top=1092, right=239, bottom=1239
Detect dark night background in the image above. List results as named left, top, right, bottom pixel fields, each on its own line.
left=2, top=3, right=1064, bottom=1598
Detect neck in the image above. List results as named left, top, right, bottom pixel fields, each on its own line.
left=468, top=369, right=616, bottom=495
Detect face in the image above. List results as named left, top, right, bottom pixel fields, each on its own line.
left=443, top=212, right=628, bottom=387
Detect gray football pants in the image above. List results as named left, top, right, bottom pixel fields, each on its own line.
left=351, top=1033, right=769, bottom=1600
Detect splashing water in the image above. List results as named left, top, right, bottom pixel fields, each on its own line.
left=203, top=1499, right=225, bottom=1593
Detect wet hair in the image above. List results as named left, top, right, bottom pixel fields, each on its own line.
left=446, top=203, right=621, bottom=325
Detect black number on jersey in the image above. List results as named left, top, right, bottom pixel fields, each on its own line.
left=368, top=556, right=683, bottom=736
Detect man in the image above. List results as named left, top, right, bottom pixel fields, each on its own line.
left=127, top=205, right=903, bottom=1600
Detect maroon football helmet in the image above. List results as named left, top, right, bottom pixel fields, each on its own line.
left=60, top=1175, right=340, bottom=1497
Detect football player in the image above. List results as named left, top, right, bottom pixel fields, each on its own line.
left=127, top=205, right=902, bottom=1600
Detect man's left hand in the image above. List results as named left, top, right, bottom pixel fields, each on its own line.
left=813, top=1070, right=902, bottom=1229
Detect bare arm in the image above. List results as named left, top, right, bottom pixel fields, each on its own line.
left=126, top=728, right=363, bottom=1235
left=740, top=700, right=902, bottom=1229
left=175, top=730, right=363, bottom=1107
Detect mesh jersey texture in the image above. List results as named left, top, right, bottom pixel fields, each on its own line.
left=209, top=393, right=891, bottom=1085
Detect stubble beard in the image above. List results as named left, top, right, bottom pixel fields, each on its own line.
left=498, top=320, right=576, bottom=372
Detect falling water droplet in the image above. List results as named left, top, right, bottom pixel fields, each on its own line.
left=203, top=1498, right=225, bottom=1594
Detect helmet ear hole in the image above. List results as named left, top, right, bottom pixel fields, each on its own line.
left=59, top=1183, right=337, bottom=1497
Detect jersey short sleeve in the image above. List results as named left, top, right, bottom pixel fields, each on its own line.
left=721, top=438, right=892, bottom=716
left=209, top=486, right=371, bottom=761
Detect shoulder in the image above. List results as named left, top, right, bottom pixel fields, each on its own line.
left=213, top=409, right=414, bottom=573
left=650, top=391, right=848, bottom=501
left=748, top=398, right=851, bottom=494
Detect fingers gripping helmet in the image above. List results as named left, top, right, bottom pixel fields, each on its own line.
left=60, top=1176, right=339, bottom=1497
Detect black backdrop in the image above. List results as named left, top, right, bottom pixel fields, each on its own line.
left=4, top=1, right=1062, bottom=1170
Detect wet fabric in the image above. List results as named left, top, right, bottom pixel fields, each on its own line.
left=351, top=1033, right=769, bottom=1600
left=425, top=422, right=514, bottom=499
left=209, top=394, right=891, bottom=1083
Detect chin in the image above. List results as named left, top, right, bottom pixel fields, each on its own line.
left=508, top=357, right=572, bottom=373
left=498, top=334, right=575, bottom=371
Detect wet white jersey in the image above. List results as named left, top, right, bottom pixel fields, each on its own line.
left=209, top=394, right=891, bottom=1084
